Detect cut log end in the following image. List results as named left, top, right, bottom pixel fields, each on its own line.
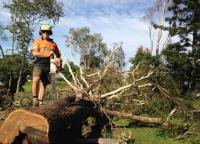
left=0, top=109, right=49, bottom=144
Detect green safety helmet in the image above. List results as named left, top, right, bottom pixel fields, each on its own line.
left=39, top=24, right=52, bottom=35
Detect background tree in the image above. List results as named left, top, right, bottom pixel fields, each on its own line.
left=0, top=24, right=7, bottom=57
left=130, top=46, right=160, bottom=67
left=62, top=61, right=79, bottom=81
left=109, top=42, right=125, bottom=70
left=143, top=0, right=170, bottom=54
left=66, top=27, right=109, bottom=69
left=163, top=0, right=200, bottom=92
left=4, top=0, right=64, bottom=56
left=3, top=0, right=64, bottom=93
left=0, top=55, right=31, bottom=95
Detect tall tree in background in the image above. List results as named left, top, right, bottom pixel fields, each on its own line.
left=4, top=0, right=64, bottom=56
left=66, top=27, right=108, bottom=69
left=143, top=0, right=170, bottom=54
left=3, top=0, right=64, bottom=93
left=110, top=42, right=125, bottom=70
left=0, top=24, right=7, bottom=57
left=155, top=0, right=169, bottom=55
left=163, top=0, right=200, bottom=92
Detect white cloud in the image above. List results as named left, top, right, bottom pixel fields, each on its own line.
left=55, top=10, right=169, bottom=66
left=0, top=1, right=10, bottom=24
left=0, top=0, right=169, bottom=68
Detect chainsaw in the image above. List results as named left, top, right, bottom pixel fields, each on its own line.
left=50, top=54, right=62, bottom=100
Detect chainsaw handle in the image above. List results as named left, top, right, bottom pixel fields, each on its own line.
left=50, top=54, right=54, bottom=59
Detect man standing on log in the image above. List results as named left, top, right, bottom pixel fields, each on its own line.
left=31, top=24, right=61, bottom=106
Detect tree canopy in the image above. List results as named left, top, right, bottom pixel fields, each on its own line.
left=4, top=0, right=64, bottom=55
left=66, top=27, right=109, bottom=68
left=162, top=0, right=200, bottom=91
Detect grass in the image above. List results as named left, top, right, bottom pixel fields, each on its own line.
left=110, top=118, right=191, bottom=144
left=22, top=81, right=69, bottom=98
left=112, top=127, right=190, bottom=144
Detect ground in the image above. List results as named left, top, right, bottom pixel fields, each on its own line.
left=0, top=81, right=192, bottom=143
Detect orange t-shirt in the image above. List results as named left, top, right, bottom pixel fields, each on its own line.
left=31, top=38, right=61, bottom=64
left=32, top=38, right=60, bottom=58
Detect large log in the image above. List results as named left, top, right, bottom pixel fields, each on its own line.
left=0, top=97, right=109, bottom=144
left=35, top=97, right=109, bottom=144
left=0, top=109, right=49, bottom=144
left=103, top=108, right=162, bottom=124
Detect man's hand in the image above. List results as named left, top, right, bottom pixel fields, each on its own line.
left=47, top=51, right=54, bottom=57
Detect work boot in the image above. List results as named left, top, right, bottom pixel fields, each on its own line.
left=33, top=97, right=39, bottom=106
left=39, top=100, right=44, bottom=107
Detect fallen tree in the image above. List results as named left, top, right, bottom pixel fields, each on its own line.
left=0, top=97, right=109, bottom=144
left=0, top=43, right=171, bottom=143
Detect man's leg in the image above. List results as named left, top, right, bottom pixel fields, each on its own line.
left=32, top=65, right=41, bottom=106
left=38, top=81, right=46, bottom=105
left=32, top=76, right=40, bottom=97
left=32, top=76, right=40, bottom=106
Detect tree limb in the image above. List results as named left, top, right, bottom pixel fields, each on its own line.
left=103, top=108, right=162, bottom=124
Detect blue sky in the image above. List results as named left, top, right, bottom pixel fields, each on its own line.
left=0, top=0, right=169, bottom=67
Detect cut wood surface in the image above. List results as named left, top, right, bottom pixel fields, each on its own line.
left=0, top=109, right=49, bottom=144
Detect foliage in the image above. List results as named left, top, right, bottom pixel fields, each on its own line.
left=112, top=128, right=184, bottom=144
left=0, top=24, right=7, bottom=41
left=163, top=0, right=200, bottom=91
left=4, top=0, right=64, bottom=55
left=110, top=43, right=126, bottom=69
left=62, top=61, right=80, bottom=81
left=0, top=55, right=32, bottom=95
left=104, top=46, right=182, bottom=119
left=66, top=27, right=109, bottom=68
left=157, top=2, right=200, bottom=141
left=130, top=46, right=161, bottom=66
left=166, top=0, right=200, bottom=50
left=98, top=67, right=125, bottom=96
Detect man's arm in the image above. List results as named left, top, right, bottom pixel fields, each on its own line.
left=31, top=40, right=53, bottom=57
left=54, top=44, right=61, bottom=58
left=32, top=50, right=53, bottom=57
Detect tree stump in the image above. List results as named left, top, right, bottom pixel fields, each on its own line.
left=0, top=96, right=109, bottom=144
left=0, top=109, right=49, bottom=144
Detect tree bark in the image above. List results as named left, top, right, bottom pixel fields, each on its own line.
left=156, top=0, right=168, bottom=55
left=0, top=45, right=4, bottom=57
left=103, top=108, right=162, bottom=124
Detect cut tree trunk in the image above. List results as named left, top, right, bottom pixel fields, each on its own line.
left=0, top=96, right=109, bottom=144
left=0, top=96, right=162, bottom=144
left=103, top=108, right=162, bottom=124
left=0, top=109, right=49, bottom=144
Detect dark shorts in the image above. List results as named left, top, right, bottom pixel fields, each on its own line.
left=33, top=64, right=50, bottom=86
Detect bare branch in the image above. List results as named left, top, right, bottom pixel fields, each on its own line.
left=59, top=73, right=76, bottom=90
left=108, top=90, right=125, bottom=100
left=135, top=71, right=154, bottom=82
left=138, top=83, right=153, bottom=88
left=100, top=84, right=133, bottom=99
left=77, top=65, right=89, bottom=88
left=101, top=82, right=153, bottom=99
left=164, top=107, right=177, bottom=125
left=103, top=108, right=162, bottom=124
left=172, top=130, right=200, bottom=140
left=131, top=61, right=145, bottom=80
left=75, top=75, right=83, bottom=90
left=86, top=72, right=100, bottom=77
left=61, top=51, right=78, bottom=86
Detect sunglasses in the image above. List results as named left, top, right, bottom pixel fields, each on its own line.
left=41, top=30, right=51, bottom=34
